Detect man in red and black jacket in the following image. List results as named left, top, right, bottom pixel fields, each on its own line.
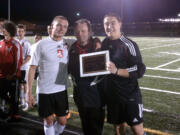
left=68, top=19, right=105, bottom=135
left=0, top=21, right=23, bottom=121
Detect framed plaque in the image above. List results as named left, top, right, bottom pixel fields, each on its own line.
left=79, top=50, right=110, bottom=77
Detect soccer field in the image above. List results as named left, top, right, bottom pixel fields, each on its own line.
left=28, top=36, right=180, bottom=135
left=130, top=37, right=180, bottom=135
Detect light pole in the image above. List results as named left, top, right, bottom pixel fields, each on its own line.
left=8, top=0, right=11, bottom=21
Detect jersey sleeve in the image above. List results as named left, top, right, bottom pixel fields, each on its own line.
left=126, top=41, right=146, bottom=79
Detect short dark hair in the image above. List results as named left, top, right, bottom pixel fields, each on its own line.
left=104, top=12, right=122, bottom=22
left=17, top=24, right=26, bottom=31
left=74, top=18, right=92, bottom=33
left=51, top=15, right=69, bottom=24
left=2, top=21, right=17, bottom=37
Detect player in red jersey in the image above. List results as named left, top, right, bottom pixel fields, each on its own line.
left=0, top=21, right=23, bottom=121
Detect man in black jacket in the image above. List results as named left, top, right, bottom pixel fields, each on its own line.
left=68, top=19, right=105, bottom=135
left=102, top=13, right=146, bottom=135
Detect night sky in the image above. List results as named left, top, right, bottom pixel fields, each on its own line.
left=0, top=0, right=180, bottom=24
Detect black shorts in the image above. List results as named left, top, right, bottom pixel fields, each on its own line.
left=19, top=70, right=26, bottom=84
left=107, top=102, right=143, bottom=126
left=38, top=90, right=69, bottom=118
left=34, top=72, right=39, bottom=80
left=34, top=68, right=39, bottom=80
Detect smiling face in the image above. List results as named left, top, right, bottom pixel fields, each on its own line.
left=104, top=16, right=122, bottom=40
left=51, top=18, right=69, bottom=41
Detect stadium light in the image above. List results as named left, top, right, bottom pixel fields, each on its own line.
left=76, top=12, right=80, bottom=17
left=158, top=18, right=180, bottom=23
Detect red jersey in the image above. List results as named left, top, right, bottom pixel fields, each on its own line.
left=0, top=38, right=23, bottom=79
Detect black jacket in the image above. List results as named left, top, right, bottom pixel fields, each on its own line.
left=68, top=38, right=105, bottom=108
left=102, top=35, right=146, bottom=104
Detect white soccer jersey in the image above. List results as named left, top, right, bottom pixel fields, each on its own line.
left=30, top=37, right=68, bottom=94
left=17, top=38, right=31, bottom=70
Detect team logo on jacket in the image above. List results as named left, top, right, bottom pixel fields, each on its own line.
left=57, top=49, right=64, bottom=58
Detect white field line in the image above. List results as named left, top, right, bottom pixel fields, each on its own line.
left=160, top=52, right=180, bottom=56
left=144, top=74, right=180, bottom=81
left=156, top=39, right=180, bottom=42
left=158, top=39, right=180, bottom=42
left=133, top=38, right=180, bottom=42
left=154, top=58, right=180, bottom=68
left=143, top=108, right=154, bottom=112
left=140, top=43, right=180, bottom=51
left=140, top=87, right=180, bottom=95
left=146, top=67, right=180, bottom=72
left=20, top=116, right=43, bottom=125
left=20, top=116, right=81, bottom=135
left=64, top=129, right=82, bottom=135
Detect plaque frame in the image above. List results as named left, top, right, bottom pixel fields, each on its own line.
left=79, top=50, right=110, bottom=77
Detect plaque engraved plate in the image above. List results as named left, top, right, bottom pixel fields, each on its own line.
left=80, top=50, right=110, bottom=77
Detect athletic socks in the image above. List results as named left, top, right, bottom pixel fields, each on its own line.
left=24, top=93, right=27, bottom=102
left=20, top=90, right=24, bottom=105
left=20, top=90, right=28, bottom=106
left=44, top=120, right=65, bottom=135
left=0, top=99, right=6, bottom=111
left=44, top=122, right=55, bottom=135
left=54, top=121, right=65, bottom=135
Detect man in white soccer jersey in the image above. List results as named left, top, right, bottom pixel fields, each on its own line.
left=28, top=16, right=69, bottom=135
left=17, top=24, right=31, bottom=111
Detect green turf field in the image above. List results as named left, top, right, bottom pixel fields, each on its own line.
left=28, top=36, right=180, bottom=135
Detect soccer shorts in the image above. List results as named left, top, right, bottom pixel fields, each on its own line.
left=38, top=90, right=69, bottom=118
left=107, top=102, right=143, bottom=126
